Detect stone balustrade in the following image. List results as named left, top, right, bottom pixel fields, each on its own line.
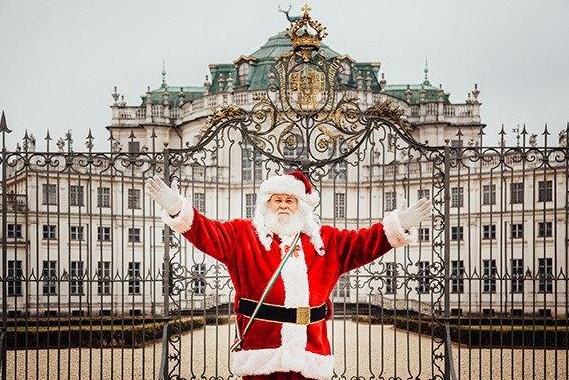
left=110, top=91, right=481, bottom=127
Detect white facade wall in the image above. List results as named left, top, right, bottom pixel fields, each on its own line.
left=3, top=92, right=566, bottom=318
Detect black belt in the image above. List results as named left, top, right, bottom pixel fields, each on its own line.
left=238, top=298, right=327, bottom=325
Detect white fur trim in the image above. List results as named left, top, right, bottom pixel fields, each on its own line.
left=161, top=195, right=194, bottom=234
left=382, top=209, right=417, bottom=248
left=279, top=237, right=310, bottom=359
left=259, top=174, right=320, bottom=208
left=231, top=347, right=335, bottom=380
left=279, top=237, right=309, bottom=307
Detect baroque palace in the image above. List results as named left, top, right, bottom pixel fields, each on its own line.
left=2, top=8, right=567, bottom=319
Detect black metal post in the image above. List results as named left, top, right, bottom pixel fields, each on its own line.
left=0, top=111, right=11, bottom=380
left=159, top=149, right=171, bottom=380
left=443, top=145, right=456, bottom=380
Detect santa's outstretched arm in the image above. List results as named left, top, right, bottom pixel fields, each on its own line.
left=330, top=197, right=433, bottom=274
left=145, top=175, right=235, bottom=264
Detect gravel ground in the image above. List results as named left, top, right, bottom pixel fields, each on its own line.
left=7, top=320, right=567, bottom=379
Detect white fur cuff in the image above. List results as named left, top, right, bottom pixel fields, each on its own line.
left=382, top=209, right=417, bottom=248
left=161, top=195, right=194, bottom=234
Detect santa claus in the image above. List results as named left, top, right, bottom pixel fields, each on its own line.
left=146, top=171, right=432, bottom=380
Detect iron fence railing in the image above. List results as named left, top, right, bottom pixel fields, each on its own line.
left=1, top=120, right=568, bottom=379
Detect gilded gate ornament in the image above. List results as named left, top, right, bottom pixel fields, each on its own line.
left=199, top=5, right=416, bottom=168
left=289, top=65, right=326, bottom=111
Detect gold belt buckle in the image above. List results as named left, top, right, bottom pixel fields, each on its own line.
left=296, top=306, right=310, bottom=325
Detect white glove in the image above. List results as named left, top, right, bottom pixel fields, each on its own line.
left=398, top=197, right=432, bottom=230
left=145, top=175, right=182, bottom=217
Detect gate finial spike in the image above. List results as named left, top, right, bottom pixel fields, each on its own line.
left=0, top=110, right=12, bottom=133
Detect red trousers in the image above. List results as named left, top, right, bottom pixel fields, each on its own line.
left=243, top=372, right=312, bottom=380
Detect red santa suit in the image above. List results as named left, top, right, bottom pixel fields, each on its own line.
left=162, top=172, right=413, bottom=380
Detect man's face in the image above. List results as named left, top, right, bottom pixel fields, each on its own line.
left=268, top=194, right=298, bottom=220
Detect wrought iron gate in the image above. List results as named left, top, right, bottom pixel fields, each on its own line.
left=1, top=9, right=568, bottom=380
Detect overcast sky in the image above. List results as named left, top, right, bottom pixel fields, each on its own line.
left=1, top=0, right=568, bottom=150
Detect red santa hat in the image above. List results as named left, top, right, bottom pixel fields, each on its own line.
left=257, top=170, right=320, bottom=208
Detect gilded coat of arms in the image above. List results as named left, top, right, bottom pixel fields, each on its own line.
left=288, top=64, right=326, bottom=111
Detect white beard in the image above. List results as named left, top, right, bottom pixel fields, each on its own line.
left=263, top=209, right=305, bottom=238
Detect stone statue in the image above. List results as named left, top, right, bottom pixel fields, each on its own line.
left=559, top=130, right=567, bottom=147
left=529, top=134, right=537, bottom=147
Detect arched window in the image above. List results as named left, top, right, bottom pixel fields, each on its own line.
left=238, top=62, right=250, bottom=85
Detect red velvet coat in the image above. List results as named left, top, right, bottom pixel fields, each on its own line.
left=164, top=203, right=411, bottom=380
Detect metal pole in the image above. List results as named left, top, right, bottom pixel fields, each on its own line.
left=1, top=111, right=11, bottom=380
left=443, top=145, right=457, bottom=380
left=159, top=149, right=171, bottom=380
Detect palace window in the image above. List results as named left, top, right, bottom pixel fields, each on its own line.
left=385, top=262, right=397, bottom=294
left=451, top=186, right=464, bottom=208
left=97, top=187, right=111, bottom=208
left=451, top=260, right=465, bottom=294
left=238, top=62, right=250, bottom=85
left=70, top=226, right=84, bottom=241
left=97, top=261, right=111, bottom=295
left=42, top=184, right=57, bottom=205
left=191, top=264, right=207, bottom=295
left=482, top=224, right=496, bottom=240
left=510, top=182, right=524, bottom=204
left=7, top=224, right=22, bottom=239
left=511, top=259, right=524, bottom=293
left=538, top=180, right=552, bottom=202
left=42, top=225, right=57, bottom=240
left=127, top=189, right=140, bottom=209
left=193, top=192, right=206, bottom=213
left=128, top=228, right=141, bottom=243
left=70, top=261, right=84, bottom=295
left=416, top=261, right=430, bottom=294
left=69, top=185, right=84, bottom=206
left=418, top=227, right=430, bottom=242
left=511, top=223, right=523, bottom=239
left=538, top=258, right=553, bottom=293
left=97, top=227, right=111, bottom=242
left=538, top=222, right=552, bottom=238
left=451, top=226, right=464, bottom=241
left=245, top=193, right=257, bottom=218
left=42, top=260, right=58, bottom=295
left=128, top=262, right=141, bottom=295
left=483, top=259, right=497, bottom=293
left=384, top=191, right=396, bottom=211
left=7, top=260, right=23, bottom=296
left=242, top=141, right=262, bottom=182
left=482, top=184, right=496, bottom=205
left=334, top=193, right=346, bottom=218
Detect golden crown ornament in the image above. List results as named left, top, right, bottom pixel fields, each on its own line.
left=286, top=4, right=328, bottom=61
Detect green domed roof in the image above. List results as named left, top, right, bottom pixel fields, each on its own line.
left=206, top=31, right=342, bottom=92
left=250, top=31, right=339, bottom=61
left=143, top=30, right=453, bottom=106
